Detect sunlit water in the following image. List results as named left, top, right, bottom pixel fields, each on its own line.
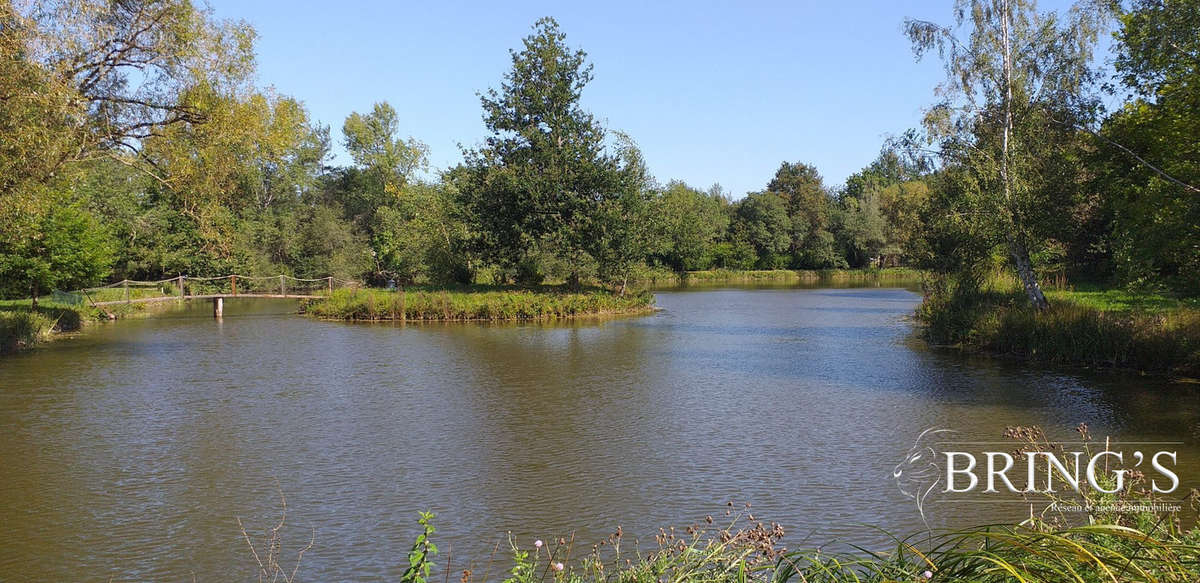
left=1, top=285, right=1198, bottom=581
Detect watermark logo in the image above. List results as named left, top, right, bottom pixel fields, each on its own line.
left=894, top=427, right=1183, bottom=523
left=892, top=427, right=956, bottom=522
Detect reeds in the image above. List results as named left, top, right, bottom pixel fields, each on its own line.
left=679, top=268, right=922, bottom=284
left=0, top=302, right=85, bottom=354
left=304, top=287, right=656, bottom=322
left=917, top=272, right=1200, bottom=377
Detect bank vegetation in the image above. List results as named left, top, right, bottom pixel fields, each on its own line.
left=305, top=287, right=656, bottom=322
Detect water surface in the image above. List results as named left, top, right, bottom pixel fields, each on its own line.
left=1, top=285, right=1197, bottom=581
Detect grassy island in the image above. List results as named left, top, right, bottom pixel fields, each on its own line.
left=304, top=286, right=656, bottom=322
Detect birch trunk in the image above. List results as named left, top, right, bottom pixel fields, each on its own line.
left=1000, top=0, right=1049, bottom=311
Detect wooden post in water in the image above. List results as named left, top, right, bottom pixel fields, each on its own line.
left=279, top=275, right=286, bottom=296
left=178, top=275, right=185, bottom=299
left=212, top=296, right=223, bottom=318
left=231, top=275, right=237, bottom=296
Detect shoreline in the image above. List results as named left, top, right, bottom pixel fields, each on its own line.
left=915, top=281, right=1200, bottom=379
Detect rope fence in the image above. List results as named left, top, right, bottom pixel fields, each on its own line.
left=53, top=275, right=361, bottom=307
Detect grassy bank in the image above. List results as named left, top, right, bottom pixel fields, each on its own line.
left=0, top=301, right=89, bottom=354
left=304, top=286, right=656, bottom=321
left=0, top=297, right=180, bottom=354
left=674, top=267, right=922, bottom=284
left=917, top=274, right=1200, bottom=377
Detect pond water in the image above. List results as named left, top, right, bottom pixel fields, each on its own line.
left=1, top=284, right=1197, bottom=581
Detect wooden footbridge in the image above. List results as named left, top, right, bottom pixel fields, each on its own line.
left=64, top=275, right=358, bottom=318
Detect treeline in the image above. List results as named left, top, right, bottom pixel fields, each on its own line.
left=1, top=1, right=1196, bottom=303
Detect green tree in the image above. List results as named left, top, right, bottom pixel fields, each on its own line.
left=1095, top=0, right=1200, bottom=292
left=655, top=181, right=730, bottom=272
left=340, top=102, right=429, bottom=228
left=731, top=192, right=792, bottom=269
left=1, top=0, right=255, bottom=291
left=906, top=0, right=1107, bottom=308
left=838, top=191, right=888, bottom=268
left=138, top=87, right=331, bottom=277
left=461, top=17, right=639, bottom=286
left=0, top=202, right=114, bottom=305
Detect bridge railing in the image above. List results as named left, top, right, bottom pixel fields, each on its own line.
left=59, top=275, right=360, bottom=307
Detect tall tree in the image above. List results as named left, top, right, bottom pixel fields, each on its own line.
left=0, top=0, right=255, bottom=292
left=906, top=0, right=1106, bottom=309
left=1097, top=0, right=1200, bottom=292
left=461, top=17, right=641, bottom=286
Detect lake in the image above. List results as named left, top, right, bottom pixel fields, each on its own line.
left=1, top=284, right=1197, bottom=581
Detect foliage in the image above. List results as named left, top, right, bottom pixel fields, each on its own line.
left=460, top=17, right=648, bottom=287
left=1091, top=0, right=1200, bottom=294
left=0, top=309, right=55, bottom=353
left=0, top=202, right=115, bottom=303
left=654, top=182, right=731, bottom=272
left=401, top=512, right=438, bottom=583
left=730, top=193, right=791, bottom=270
left=905, top=0, right=1108, bottom=309
left=385, top=507, right=1200, bottom=583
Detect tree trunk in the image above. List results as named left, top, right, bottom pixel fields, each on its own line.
left=998, top=0, right=1047, bottom=312
left=619, top=276, right=627, bottom=297
left=1008, top=237, right=1049, bottom=310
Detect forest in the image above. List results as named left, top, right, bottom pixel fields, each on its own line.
left=0, top=0, right=1197, bottom=307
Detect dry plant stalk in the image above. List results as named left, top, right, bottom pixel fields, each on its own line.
left=237, top=487, right=315, bottom=583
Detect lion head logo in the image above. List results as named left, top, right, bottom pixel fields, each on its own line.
left=893, top=427, right=956, bottom=525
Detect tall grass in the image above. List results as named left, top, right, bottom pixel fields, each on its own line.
left=0, top=302, right=86, bottom=354
left=678, top=268, right=923, bottom=284
left=305, top=287, right=656, bottom=321
left=917, top=272, right=1200, bottom=377
left=366, top=511, right=1200, bottom=583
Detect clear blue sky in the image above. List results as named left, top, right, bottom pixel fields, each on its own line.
left=205, top=0, right=1094, bottom=197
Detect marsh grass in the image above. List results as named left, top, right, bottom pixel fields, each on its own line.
left=393, top=508, right=1200, bottom=583
left=0, top=301, right=89, bottom=354
left=304, top=286, right=656, bottom=322
left=678, top=268, right=922, bottom=284
left=917, top=273, right=1200, bottom=377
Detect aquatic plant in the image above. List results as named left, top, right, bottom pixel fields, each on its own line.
left=304, top=287, right=656, bottom=322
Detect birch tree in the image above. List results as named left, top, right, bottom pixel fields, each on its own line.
left=906, top=0, right=1107, bottom=309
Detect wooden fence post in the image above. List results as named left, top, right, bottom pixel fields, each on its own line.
left=279, top=275, right=286, bottom=296
left=231, top=275, right=237, bottom=296
left=123, top=280, right=129, bottom=304
left=178, top=275, right=185, bottom=299
left=327, top=276, right=333, bottom=295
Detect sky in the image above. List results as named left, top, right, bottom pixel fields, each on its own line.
left=204, top=0, right=1097, bottom=198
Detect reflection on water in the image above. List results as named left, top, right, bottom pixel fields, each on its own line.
left=0, top=289, right=1197, bottom=580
